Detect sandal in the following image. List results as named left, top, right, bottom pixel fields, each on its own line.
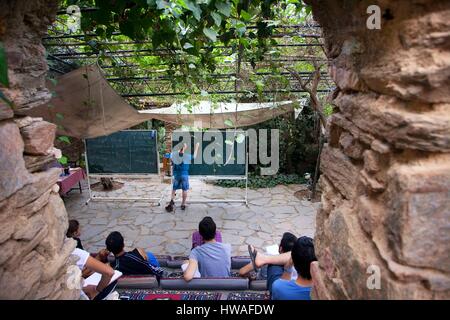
left=248, top=245, right=258, bottom=272
left=165, top=200, right=174, bottom=212
left=181, top=204, right=186, bottom=210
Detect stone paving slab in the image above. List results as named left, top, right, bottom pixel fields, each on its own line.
left=64, top=178, right=317, bottom=256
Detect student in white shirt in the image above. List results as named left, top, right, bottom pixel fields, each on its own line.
left=72, top=248, right=115, bottom=300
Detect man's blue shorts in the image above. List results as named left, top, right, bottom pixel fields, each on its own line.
left=173, top=175, right=189, bottom=191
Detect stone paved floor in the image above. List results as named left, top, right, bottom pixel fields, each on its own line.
left=64, top=177, right=318, bottom=256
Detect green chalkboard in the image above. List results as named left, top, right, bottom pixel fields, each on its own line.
left=86, top=130, right=159, bottom=174
left=171, top=130, right=247, bottom=176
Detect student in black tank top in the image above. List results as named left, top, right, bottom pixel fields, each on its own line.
left=67, top=219, right=84, bottom=250
left=106, top=231, right=163, bottom=278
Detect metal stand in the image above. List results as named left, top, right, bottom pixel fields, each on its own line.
left=168, top=130, right=250, bottom=206
left=83, top=138, right=164, bottom=206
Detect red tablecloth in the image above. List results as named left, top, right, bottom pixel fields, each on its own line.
left=57, top=168, right=86, bottom=195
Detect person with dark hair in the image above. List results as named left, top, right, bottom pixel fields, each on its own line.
left=67, top=219, right=83, bottom=250
left=192, top=229, right=223, bottom=249
left=239, top=232, right=297, bottom=289
left=183, top=217, right=231, bottom=281
left=248, top=236, right=317, bottom=300
left=105, top=231, right=163, bottom=278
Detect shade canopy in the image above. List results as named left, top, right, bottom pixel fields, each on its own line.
left=26, top=64, right=301, bottom=139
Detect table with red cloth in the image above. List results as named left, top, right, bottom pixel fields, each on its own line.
left=57, top=167, right=86, bottom=196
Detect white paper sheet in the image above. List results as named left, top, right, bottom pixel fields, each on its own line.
left=83, top=270, right=122, bottom=287
left=265, top=244, right=279, bottom=255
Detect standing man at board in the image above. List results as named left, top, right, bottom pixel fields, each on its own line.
left=165, top=142, right=200, bottom=212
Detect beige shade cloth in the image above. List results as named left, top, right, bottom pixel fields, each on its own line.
left=26, top=64, right=299, bottom=139
left=142, top=100, right=302, bottom=129
left=26, top=64, right=150, bottom=139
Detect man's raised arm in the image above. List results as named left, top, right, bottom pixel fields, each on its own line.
left=193, top=142, right=200, bottom=158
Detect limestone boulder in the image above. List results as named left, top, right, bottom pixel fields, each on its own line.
left=0, top=102, right=13, bottom=120
left=334, top=93, right=450, bottom=152
left=310, top=261, right=332, bottom=300
left=0, top=222, right=15, bottom=245
left=0, top=0, right=58, bottom=113
left=371, top=140, right=391, bottom=155
left=318, top=204, right=388, bottom=299
left=356, top=196, right=383, bottom=236
left=339, top=131, right=364, bottom=160
left=329, top=113, right=375, bottom=146
left=386, top=156, right=450, bottom=272
left=363, top=150, right=381, bottom=174
left=24, top=154, right=56, bottom=173
left=14, top=168, right=60, bottom=208
left=20, top=120, right=57, bottom=155
left=0, top=121, right=31, bottom=202
left=320, top=146, right=359, bottom=200
left=37, top=194, right=70, bottom=258
left=0, top=251, right=44, bottom=299
left=5, top=226, right=48, bottom=269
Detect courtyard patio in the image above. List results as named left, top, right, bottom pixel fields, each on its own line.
left=65, top=178, right=318, bottom=256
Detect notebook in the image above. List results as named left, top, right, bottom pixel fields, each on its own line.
left=83, top=270, right=122, bottom=287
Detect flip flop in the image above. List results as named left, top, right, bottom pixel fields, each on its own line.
left=248, top=245, right=258, bottom=272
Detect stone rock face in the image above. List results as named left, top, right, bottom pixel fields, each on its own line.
left=20, top=120, right=57, bottom=155
left=305, top=0, right=450, bottom=299
left=0, top=0, right=80, bottom=300
left=0, top=121, right=31, bottom=201
left=0, top=102, right=14, bottom=120
left=386, top=157, right=450, bottom=273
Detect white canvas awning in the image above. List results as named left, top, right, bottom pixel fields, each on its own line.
left=25, top=64, right=302, bottom=139
left=140, top=100, right=302, bottom=129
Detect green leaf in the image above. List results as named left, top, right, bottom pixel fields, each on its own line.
left=58, top=156, right=68, bottom=165
left=58, top=136, right=71, bottom=144
left=185, top=1, right=202, bottom=21
left=240, top=10, right=252, bottom=22
left=224, top=119, right=233, bottom=127
left=156, top=0, right=169, bottom=9
left=215, top=2, right=231, bottom=17
left=200, top=90, right=209, bottom=96
left=56, top=113, right=64, bottom=120
left=203, top=27, right=217, bottom=41
left=211, top=12, right=222, bottom=27
left=119, top=19, right=136, bottom=39
left=0, top=42, right=9, bottom=87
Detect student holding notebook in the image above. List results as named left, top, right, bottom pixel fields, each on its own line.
left=72, top=248, right=116, bottom=300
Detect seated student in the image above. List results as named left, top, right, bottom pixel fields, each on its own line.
left=192, top=229, right=223, bottom=249
left=105, top=231, right=164, bottom=278
left=67, top=219, right=84, bottom=250
left=248, top=236, right=316, bottom=300
left=66, top=219, right=110, bottom=278
left=71, top=248, right=115, bottom=300
left=239, top=232, right=297, bottom=291
left=183, top=217, right=231, bottom=281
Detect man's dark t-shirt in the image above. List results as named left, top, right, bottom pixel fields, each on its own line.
left=112, top=249, right=163, bottom=277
